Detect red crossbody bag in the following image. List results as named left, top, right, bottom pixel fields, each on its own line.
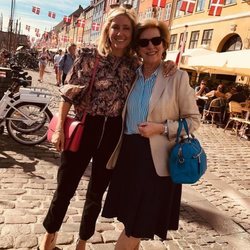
left=47, top=57, right=99, bottom=152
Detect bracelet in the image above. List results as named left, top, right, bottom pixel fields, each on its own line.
left=162, top=123, right=168, bottom=136
left=54, top=129, right=62, bottom=133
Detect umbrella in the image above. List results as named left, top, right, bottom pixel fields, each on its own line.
left=165, top=47, right=218, bottom=71
left=188, top=49, right=250, bottom=77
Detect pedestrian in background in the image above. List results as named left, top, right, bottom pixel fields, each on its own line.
left=102, top=18, right=200, bottom=249
left=38, top=47, right=50, bottom=83
left=39, top=7, right=176, bottom=250
left=59, top=43, right=76, bottom=85
left=53, top=49, right=63, bottom=86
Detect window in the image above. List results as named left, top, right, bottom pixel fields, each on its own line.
left=189, top=31, right=199, bottom=49
left=157, top=7, right=163, bottom=20
left=224, top=0, right=236, bottom=4
left=222, top=35, right=242, bottom=51
left=201, top=29, right=213, bottom=46
left=164, top=3, right=172, bottom=20
left=177, top=32, right=188, bottom=48
left=169, top=34, right=177, bottom=51
left=196, top=0, right=205, bottom=12
left=175, top=0, right=182, bottom=17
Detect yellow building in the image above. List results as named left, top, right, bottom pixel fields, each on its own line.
left=167, top=0, right=250, bottom=84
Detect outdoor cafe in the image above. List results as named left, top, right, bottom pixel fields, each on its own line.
left=167, top=48, right=250, bottom=139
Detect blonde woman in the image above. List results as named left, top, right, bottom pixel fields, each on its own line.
left=39, top=8, right=176, bottom=250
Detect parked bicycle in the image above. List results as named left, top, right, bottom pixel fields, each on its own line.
left=0, top=75, right=53, bottom=145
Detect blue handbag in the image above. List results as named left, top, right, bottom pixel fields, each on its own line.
left=169, top=119, right=207, bottom=184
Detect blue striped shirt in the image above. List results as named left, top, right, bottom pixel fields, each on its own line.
left=125, top=65, right=159, bottom=134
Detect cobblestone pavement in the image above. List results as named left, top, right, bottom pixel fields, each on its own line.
left=0, top=67, right=249, bottom=249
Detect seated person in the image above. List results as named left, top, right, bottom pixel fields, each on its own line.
left=225, top=86, right=237, bottom=100
left=228, top=85, right=247, bottom=103
left=195, top=79, right=210, bottom=97
left=204, top=83, right=226, bottom=115
left=205, top=83, right=226, bottom=99
left=195, top=79, right=210, bottom=113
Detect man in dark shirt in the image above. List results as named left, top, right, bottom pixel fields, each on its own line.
left=59, top=43, right=76, bottom=85
left=228, top=85, right=247, bottom=103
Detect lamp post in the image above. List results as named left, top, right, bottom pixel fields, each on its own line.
left=8, top=0, right=16, bottom=51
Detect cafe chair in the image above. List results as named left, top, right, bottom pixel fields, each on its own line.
left=223, top=101, right=245, bottom=135
left=202, top=97, right=226, bottom=125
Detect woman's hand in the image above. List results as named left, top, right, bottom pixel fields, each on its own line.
left=163, top=60, right=177, bottom=77
left=51, top=130, right=65, bottom=152
left=138, top=122, right=164, bottom=138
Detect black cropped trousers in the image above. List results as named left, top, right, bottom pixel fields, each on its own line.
left=43, top=114, right=122, bottom=240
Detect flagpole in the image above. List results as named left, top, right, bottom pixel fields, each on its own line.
left=177, top=25, right=188, bottom=69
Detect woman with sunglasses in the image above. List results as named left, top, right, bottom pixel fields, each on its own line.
left=39, top=7, right=176, bottom=250
left=102, top=19, right=200, bottom=249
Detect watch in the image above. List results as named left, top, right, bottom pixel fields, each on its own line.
left=162, top=123, right=168, bottom=136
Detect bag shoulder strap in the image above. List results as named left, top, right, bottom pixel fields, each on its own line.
left=86, top=56, right=99, bottom=96
left=80, top=56, right=99, bottom=123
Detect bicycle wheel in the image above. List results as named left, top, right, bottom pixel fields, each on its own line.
left=6, top=102, right=53, bottom=145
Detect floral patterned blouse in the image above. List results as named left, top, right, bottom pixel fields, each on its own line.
left=60, top=48, right=139, bottom=118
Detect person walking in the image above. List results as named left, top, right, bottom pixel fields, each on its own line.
left=102, top=18, right=200, bottom=249
left=53, top=49, right=63, bottom=86
left=38, top=47, right=50, bottom=83
left=59, top=43, right=77, bottom=85
left=39, top=7, right=176, bottom=250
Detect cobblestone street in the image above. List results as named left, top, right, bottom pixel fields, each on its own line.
left=0, top=66, right=249, bottom=249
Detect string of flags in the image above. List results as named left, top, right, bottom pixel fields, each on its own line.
left=152, top=0, right=224, bottom=16
left=27, top=1, right=226, bottom=45
left=32, top=6, right=40, bottom=15
left=48, top=11, right=56, bottom=19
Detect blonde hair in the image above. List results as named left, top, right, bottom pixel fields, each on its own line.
left=135, top=19, right=170, bottom=59
left=97, top=6, right=137, bottom=57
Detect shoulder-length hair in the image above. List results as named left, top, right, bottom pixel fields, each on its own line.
left=97, top=6, right=137, bottom=57
left=135, top=19, right=170, bottom=59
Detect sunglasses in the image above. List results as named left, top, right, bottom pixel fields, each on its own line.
left=138, top=37, right=163, bottom=48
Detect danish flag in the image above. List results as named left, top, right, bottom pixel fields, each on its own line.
left=63, top=16, right=71, bottom=24
left=32, top=6, right=40, bottom=15
left=92, top=22, right=100, bottom=31
left=25, top=25, right=30, bottom=31
left=209, top=0, right=224, bottom=16
left=175, top=26, right=188, bottom=68
left=35, top=28, right=39, bottom=33
left=180, top=0, right=196, bottom=13
left=152, top=0, right=167, bottom=8
left=62, top=36, right=69, bottom=42
left=77, top=19, right=85, bottom=28
left=48, top=11, right=56, bottom=19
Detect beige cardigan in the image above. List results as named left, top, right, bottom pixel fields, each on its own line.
left=107, top=65, right=200, bottom=177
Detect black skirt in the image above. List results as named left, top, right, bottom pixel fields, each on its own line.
left=102, top=134, right=182, bottom=240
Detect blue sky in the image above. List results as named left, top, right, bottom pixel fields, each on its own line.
left=1, top=0, right=90, bottom=38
